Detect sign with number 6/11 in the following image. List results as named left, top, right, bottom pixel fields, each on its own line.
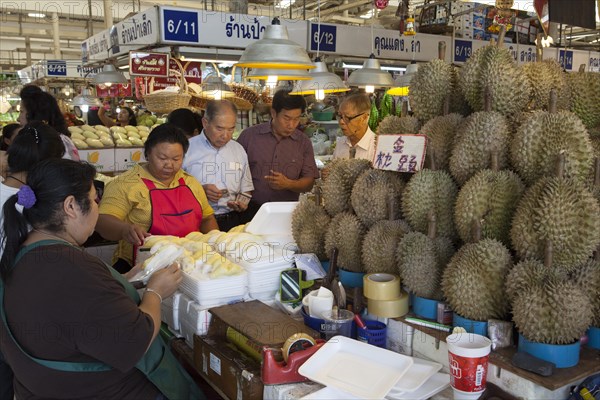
left=372, top=134, right=427, bottom=173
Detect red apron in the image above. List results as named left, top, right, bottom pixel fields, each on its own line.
left=142, top=177, right=203, bottom=237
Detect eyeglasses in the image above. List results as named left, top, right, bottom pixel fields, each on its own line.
left=336, top=112, right=366, bottom=123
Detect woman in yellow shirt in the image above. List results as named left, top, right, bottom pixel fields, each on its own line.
left=96, top=123, right=219, bottom=272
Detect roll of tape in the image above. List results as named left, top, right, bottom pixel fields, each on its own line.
left=367, top=291, right=409, bottom=318
left=282, top=333, right=316, bottom=362
left=363, top=273, right=401, bottom=300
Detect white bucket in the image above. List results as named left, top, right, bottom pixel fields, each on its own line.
left=446, top=333, right=492, bottom=398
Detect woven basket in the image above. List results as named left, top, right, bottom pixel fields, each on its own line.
left=144, top=60, right=191, bottom=115
left=189, top=94, right=254, bottom=111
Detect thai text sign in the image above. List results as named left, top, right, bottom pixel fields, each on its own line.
left=373, top=134, right=427, bottom=173
left=129, top=52, right=169, bottom=77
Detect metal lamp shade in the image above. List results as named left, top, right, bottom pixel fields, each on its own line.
left=236, top=22, right=315, bottom=70
left=291, top=61, right=349, bottom=95
left=196, top=76, right=235, bottom=98
left=92, top=64, right=128, bottom=85
left=72, top=88, right=102, bottom=107
left=347, top=57, right=394, bottom=88
left=247, top=68, right=311, bottom=81
left=387, top=62, right=419, bottom=96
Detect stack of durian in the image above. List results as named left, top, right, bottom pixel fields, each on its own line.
left=292, top=30, right=600, bottom=352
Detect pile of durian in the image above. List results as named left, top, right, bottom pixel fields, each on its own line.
left=68, top=124, right=152, bottom=149
left=294, top=34, right=600, bottom=347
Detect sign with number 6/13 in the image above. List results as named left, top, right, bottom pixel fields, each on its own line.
left=372, top=134, right=427, bottom=173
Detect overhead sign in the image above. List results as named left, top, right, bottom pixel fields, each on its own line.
left=146, top=59, right=202, bottom=92
left=559, top=49, right=574, bottom=70
left=129, top=51, right=169, bottom=77
left=25, top=60, right=102, bottom=80
left=161, top=7, right=199, bottom=43
left=46, top=60, right=67, bottom=76
left=454, top=40, right=472, bottom=63
left=310, top=23, right=336, bottom=53
left=373, top=135, right=427, bottom=173
left=112, top=7, right=159, bottom=57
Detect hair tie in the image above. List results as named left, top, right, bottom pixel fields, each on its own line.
left=17, top=185, right=37, bottom=209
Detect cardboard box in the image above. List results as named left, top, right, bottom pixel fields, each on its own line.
left=192, top=301, right=319, bottom=399
left=114, top=147, right=146, bottom=172
left=473, top=14, right=485, bottom=30
left=78, top=148, right=115, bottom=173
left=194, top=335, right=263, bottom=400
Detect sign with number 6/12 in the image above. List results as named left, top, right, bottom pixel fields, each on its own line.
left=310, top=23, right=336, bottom=52
left=372, top=134, right=427, bottom=173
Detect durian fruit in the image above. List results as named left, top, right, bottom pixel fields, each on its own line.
left=454, top=168, right=525, bottom=245
left=324, top=212, right=366, bottom=272
left=322, top=159, right=372, bottom=216
left=351, top=169, right=405, bottom=228
left=401, top=169, right=458, bottom=241
left=362, top=219, right=411, bottom=274
left=567, top=65, right=600, bottom=131
left=458, top=31, right=530, bottom=117
left=441, top=238, right=512, bottom=320
left=291, top=198, right=330, bottom=260
left=397, top=215, right=454, bottom=300
left=420, top=113, right=464, bottom=171
left=505, top=259, right=554, bottom=302
left=511, top=176, right=600, bottom=271
left=511, top=265, right=592, bottom=344
left=409, top=43, right=454, bottom=122
left=588, top=136, right=600, bottom=202
left=570, top=259, right=600, bottom=327
left=449, top=109, right=511, bottom=185
left=510, top=91, right=594, bottom=185
left=377, top=115, right=421, bottom=135
left=521, top=60, right=570, bottom=111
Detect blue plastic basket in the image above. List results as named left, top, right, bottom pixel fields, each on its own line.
left=518, top=334, right=580, bottom=368
left=588, top=326, right=600, bottom=350
left=357, top=320, right=387, bottom=348
left=453, top=313, right=488, bottom=336
left=411, top=294, right=439, bottom=320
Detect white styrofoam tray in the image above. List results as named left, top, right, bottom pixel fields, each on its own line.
left=298, top=336, right=414, bottom=399
left=387, top=357, right=443, bottom=394
left=386, top=372, right=450, bottom=400
left=301, top=385, right=359, bottom=399
left=245, top=201, right=298, bottom=234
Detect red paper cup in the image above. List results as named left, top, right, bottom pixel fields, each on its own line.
left=446, top=333, right=492, bottom=397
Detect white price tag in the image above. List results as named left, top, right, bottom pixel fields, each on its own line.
left=373, top=134, right=427, bottom=173
left=209, top=352, right=222, bottom=375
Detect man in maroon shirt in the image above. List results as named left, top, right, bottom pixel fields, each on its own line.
left=237, top=89, right=319, bottom=220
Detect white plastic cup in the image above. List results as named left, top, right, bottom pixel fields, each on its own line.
left=305, top=289, right=334, bottom=318
left=446, top=333, right=492, bottom=398
left=320, top=309, right=354, bottom=339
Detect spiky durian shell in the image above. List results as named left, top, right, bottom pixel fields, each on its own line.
left=401, top=169, right=458, bottom=241
left=512, top=274, right=592, bottom=344
left=588, top=136, right=600, bottom=202
left=409, top=59, right=454, bottom=122
left=322, top=159, right=372, bottom=216
left=441, top=239, right=512, bottom=320
left=420, top=113, right=464, bottom=171
left=459, top=45, right=530, bottom=117
left=521, top=60, right=570, bottom=111
left=291, top=198, right=331, bottom=260
left=324, top=212, right=366, bottom=272
left=449, top=111, right=511, bottom=185
left=362, top=219, right=411, bottom=274
left=510, top=110, right=593, bottom=185
left=351, top=169, right=405, bottom=228
left=397, top=232, right=454, bottom=300
left=505, top=259, right=557, bottom=303
left=570, top=259, right=600, bottom=327
left=567, top=70, right=600, bottom=130
left=377, top=115, right=422, bottom=135
left=454, top=169, right=525, bottom=245
left=511, top=177, right=600, bottom=271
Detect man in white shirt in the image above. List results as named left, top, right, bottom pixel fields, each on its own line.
left=183, top=100, right=253, bottom=231
left=332, top=93, right=376, bottom=161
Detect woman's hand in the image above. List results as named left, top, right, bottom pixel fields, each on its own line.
left=146, top=263, right=182, bottom=300
left=122, top=223, right=150, bottom=246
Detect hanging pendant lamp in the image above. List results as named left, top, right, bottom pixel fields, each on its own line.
left=290, top=58, right=349, bottom=97
left=72, top=87, right=101, bottom=113
left=387, top=61, right=418, bottom=96
left=236, top=18, right=315, bottom=70
left=246, top=68, right=311, bottom=81
left=347, top=54, right=395, bottom=92
left=92, top=64, right=128, bottom=87
left=197, top=75, right=235, bottom=99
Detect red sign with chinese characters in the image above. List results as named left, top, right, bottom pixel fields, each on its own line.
left=129, top=51, right=169, bottom=77
left=95, top=83, right=133, bottom=98
left=151, top=59, right=202, bottom=88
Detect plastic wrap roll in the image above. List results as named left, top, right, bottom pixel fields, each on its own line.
left=363, top=273, right=401, bottom=300
left=367, top=291, right=409, bottom=318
